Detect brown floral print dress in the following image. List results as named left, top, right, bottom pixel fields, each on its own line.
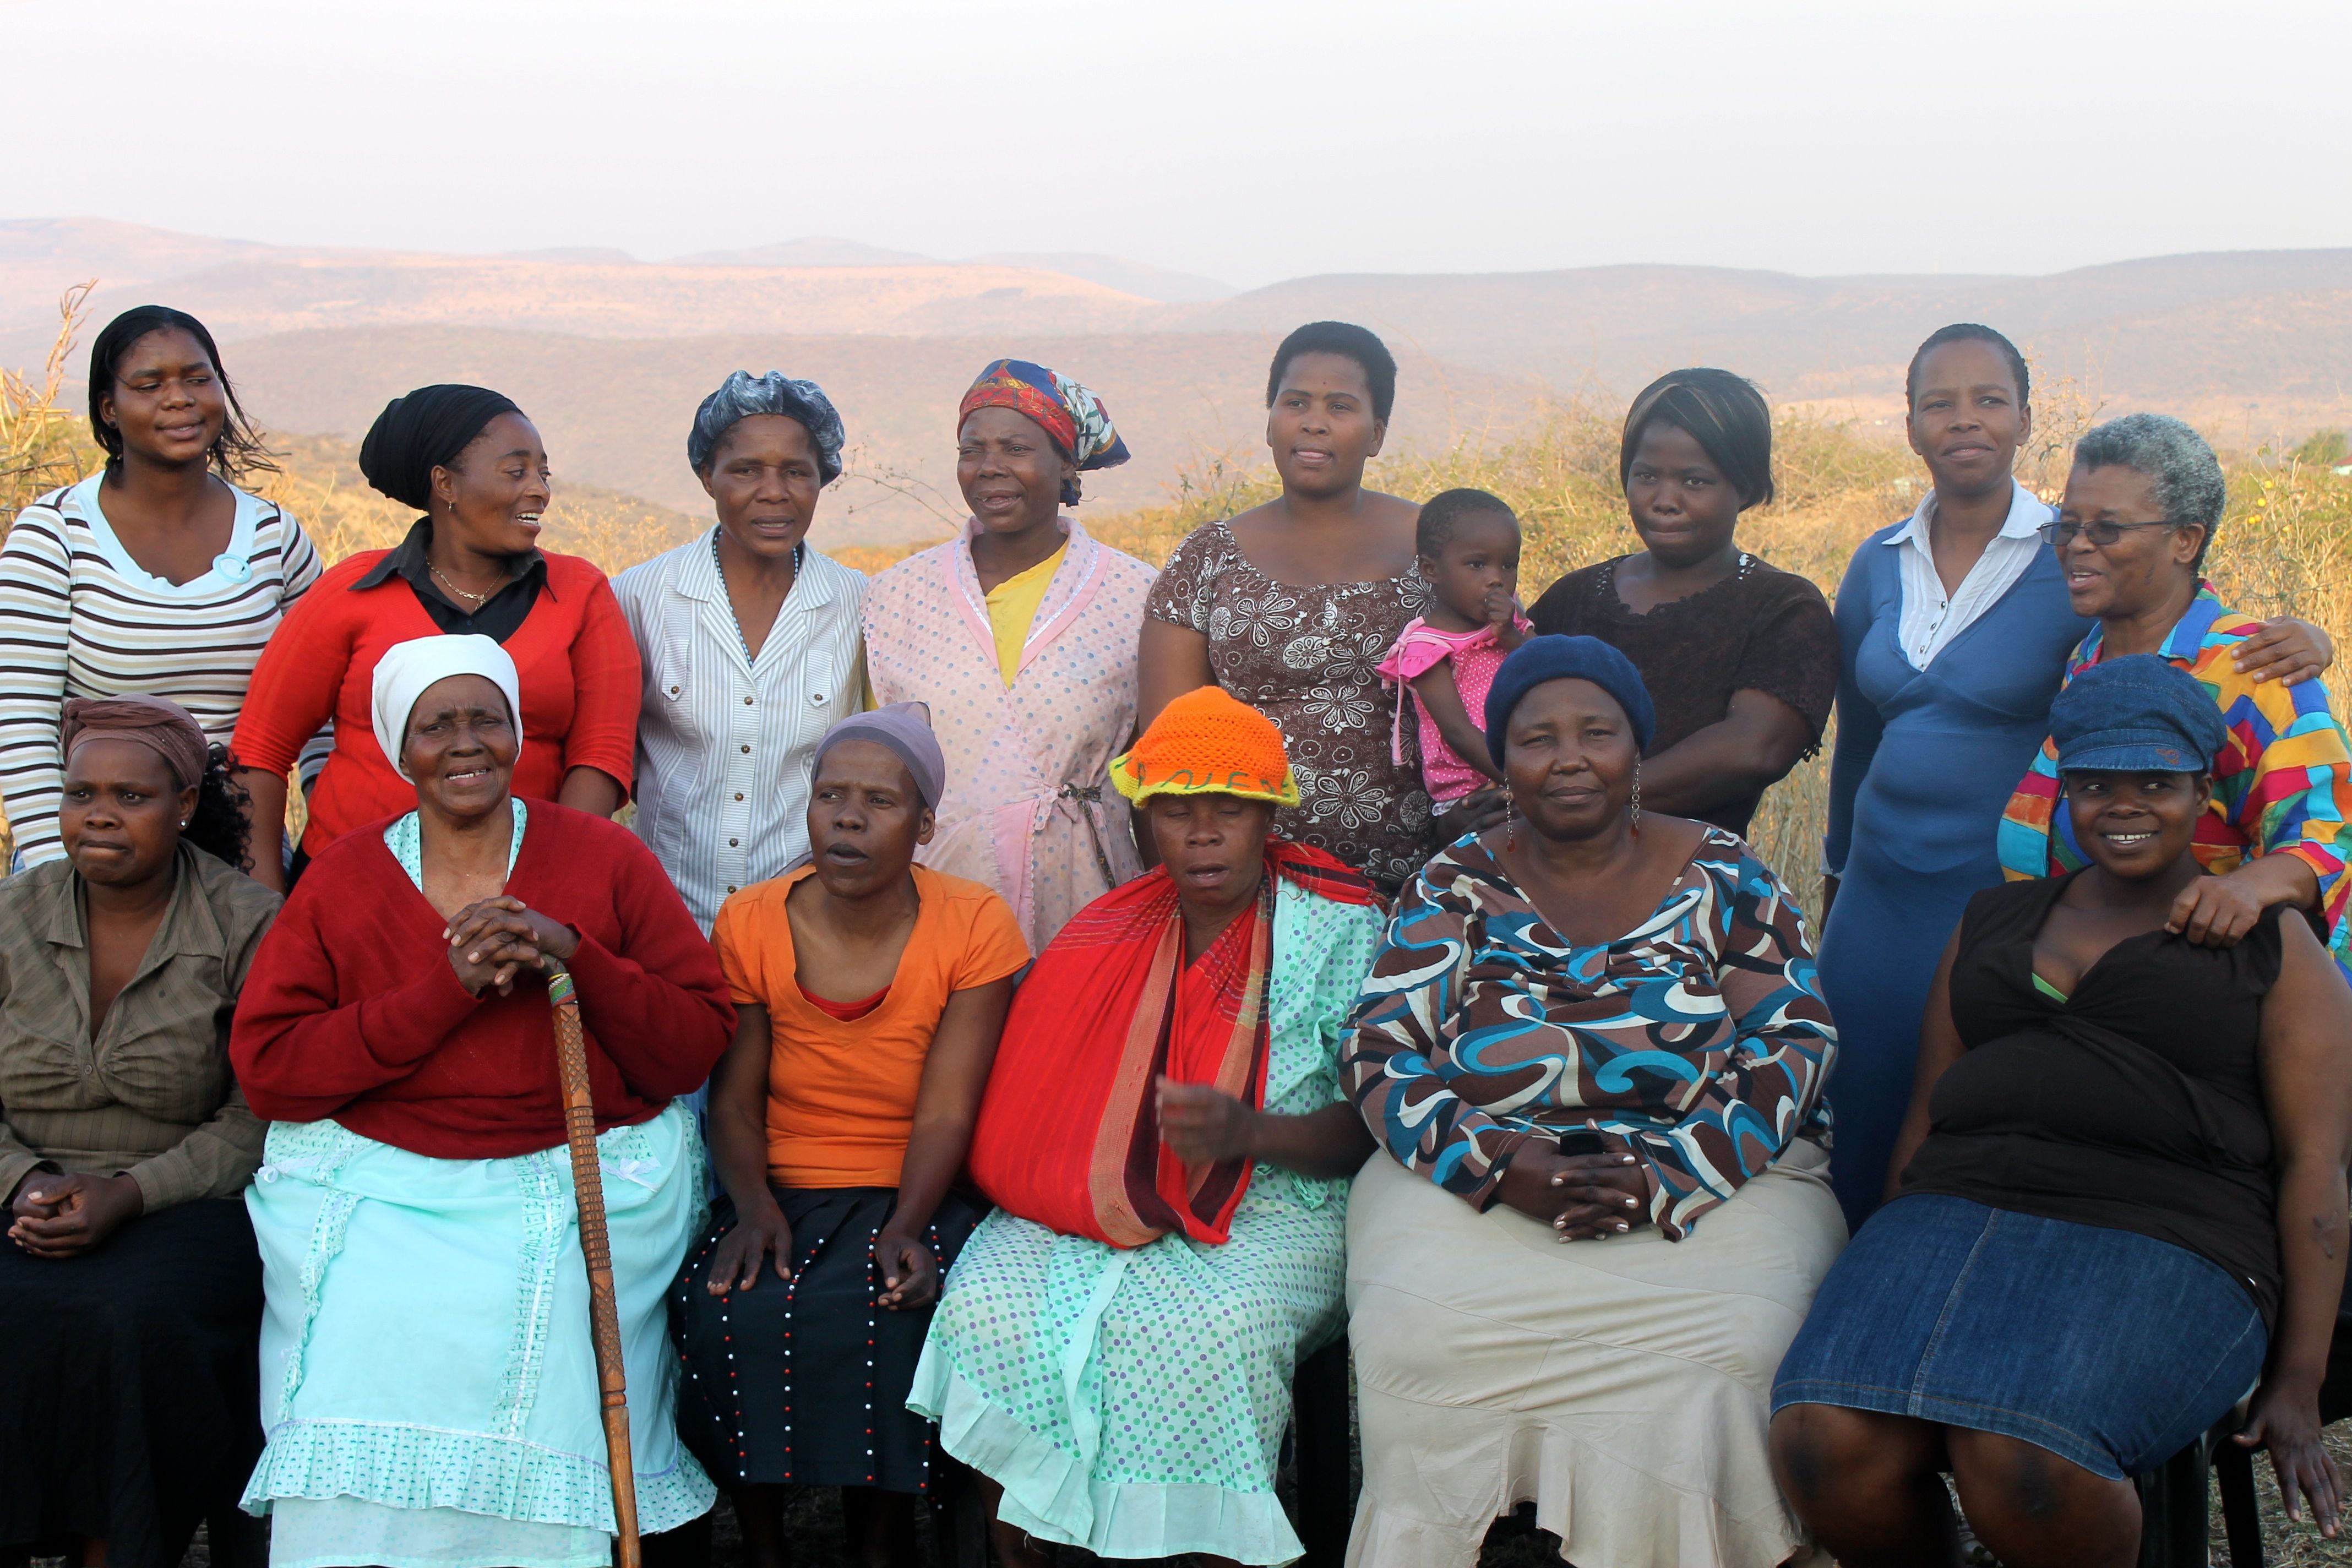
left=1147, top=520, right=1436, bottom=889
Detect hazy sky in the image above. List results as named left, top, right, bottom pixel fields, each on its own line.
left=11, top=0, right=2348, bottom=287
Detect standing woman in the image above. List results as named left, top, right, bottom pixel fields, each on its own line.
left=231, top=384, right=640, bottom=890
left=616, top=371, right=868, bottom=931
left=1527, top=367, right=1837, bottom=838
left=1816, top=326, right=2331, bottom=1227
left=0, top=306, right=325, bottom=869
left=862, top=359, right=1157, bottom=950
left=231, top=634, right=732, bottom=1566
left=0, top=698, right=279, bottom=1568
left=1140, top=322, right=1432, bottom=889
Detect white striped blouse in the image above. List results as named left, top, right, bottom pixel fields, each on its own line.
left=613, top=529, right=868, bottom=933
left=0, top=472, right=324, bottom=867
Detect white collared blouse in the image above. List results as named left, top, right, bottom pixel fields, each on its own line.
left=1883, top=478, right=2056, bottom=670
left=613, top=530, right=867, bottom=932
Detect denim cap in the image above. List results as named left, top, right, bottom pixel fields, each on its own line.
left=1483, top=635, right=1657, bottom=769
left=2048, top=654, right=2228, bottom=775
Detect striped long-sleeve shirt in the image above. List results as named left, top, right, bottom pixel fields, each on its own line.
left=1998, top=585, right=2352, bottom=974
left=0, top=473, right=324, bottom=867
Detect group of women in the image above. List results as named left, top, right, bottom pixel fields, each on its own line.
left=0, top=298, right=2347, bottom=1568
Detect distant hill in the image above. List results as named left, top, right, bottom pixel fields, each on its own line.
left=10, top=218, right=2352, bottom=545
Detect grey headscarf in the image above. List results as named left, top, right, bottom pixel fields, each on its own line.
left=687, top=370, right=847, bottom=483
left=813, top=703, right=944, bottom=810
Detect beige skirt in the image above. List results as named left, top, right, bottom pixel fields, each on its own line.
left=1344, top=1143, right=1845, bottom=1568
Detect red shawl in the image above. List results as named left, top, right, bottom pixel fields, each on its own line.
left=967, top=841, right=1378, bottom=1247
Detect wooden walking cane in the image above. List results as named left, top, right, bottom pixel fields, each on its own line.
left=544, top=961, right=644, bottom=1568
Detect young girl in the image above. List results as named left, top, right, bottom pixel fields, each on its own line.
left=1376, top=489, right=1529, bottom=821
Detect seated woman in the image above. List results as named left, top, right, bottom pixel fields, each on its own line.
left=1773, top=655, right=2352, bottom=1567
left=1342, top=635, right=1842, bottom=1568
left=672, top=704, right=1029, bottom=1568
left=0, top=697, right=280, bottom=1568
left=230, top=634, right=733, bottom=1568
left=2000, top=411, right=2352, bottom=971
left=908, top=685, right=1386, bottom=1567
left=1527, top=368, right=1837, bottom=838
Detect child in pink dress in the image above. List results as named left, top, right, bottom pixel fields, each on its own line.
left=1376, top=489, right=1530, bottom=818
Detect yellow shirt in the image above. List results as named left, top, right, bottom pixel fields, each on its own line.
left=982, top=543, right=1067, bottom=685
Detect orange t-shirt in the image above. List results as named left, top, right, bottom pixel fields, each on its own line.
left=712, top=863, right=1030, bottom=1189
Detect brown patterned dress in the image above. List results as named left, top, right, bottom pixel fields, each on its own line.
left=1147, top=520, right=1435, bottom=889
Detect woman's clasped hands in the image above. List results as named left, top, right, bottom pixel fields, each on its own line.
left=443, top=895, right=581, bottom=995
left=1498, top=1141, right=1651, bottom=1241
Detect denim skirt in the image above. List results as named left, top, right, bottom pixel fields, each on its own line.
left=1771, top=1194, right=2266, bottom=1479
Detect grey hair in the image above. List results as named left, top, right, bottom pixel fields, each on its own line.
left=2073, top=411, right=2226, bottom=569
left=687, top=370, right=847, bottom=482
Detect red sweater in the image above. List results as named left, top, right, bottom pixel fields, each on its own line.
left=231, top=802, right=732, bottom=1158
left=229, top=549, right=642, bottom=853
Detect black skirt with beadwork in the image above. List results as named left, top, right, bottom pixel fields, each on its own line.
left=670, top=1185, right=981, bottom=1494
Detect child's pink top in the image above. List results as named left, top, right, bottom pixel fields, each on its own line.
left=1375, top=614, right=1532, bottom=807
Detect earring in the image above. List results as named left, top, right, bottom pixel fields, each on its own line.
left=1630, top=761, right=1643, bottom=838
left=1504, top=787, right=1518, bottom=853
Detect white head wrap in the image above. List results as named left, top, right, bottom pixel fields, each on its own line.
left=369, top=634, right=522, bottom=782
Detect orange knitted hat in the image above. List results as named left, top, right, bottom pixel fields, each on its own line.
left=1110, top=686, right=1300, bottom=807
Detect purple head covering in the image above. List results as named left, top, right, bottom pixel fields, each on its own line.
left=813, top=703, right=945, bottom=810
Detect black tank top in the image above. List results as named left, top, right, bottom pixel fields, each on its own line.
left=1898, top=872, right=2286, bottom=1322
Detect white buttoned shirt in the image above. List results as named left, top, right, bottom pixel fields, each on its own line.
left=1884, top=478, right=2056, bottom=669
left=613, top=531, right=867, bottom=931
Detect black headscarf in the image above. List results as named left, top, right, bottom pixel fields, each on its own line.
left=358, top=384, right=524, bottom=510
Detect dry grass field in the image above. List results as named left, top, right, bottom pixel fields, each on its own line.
left=13, top=298, right=2352, bottom=1563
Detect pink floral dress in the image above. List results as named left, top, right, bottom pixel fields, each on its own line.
left=864, top=516, right=1158, bottom=951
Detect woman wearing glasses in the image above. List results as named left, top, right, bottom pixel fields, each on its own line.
left=1816, top=330, right=2333, bottom=1226
left=1998, top=412, right=2352, bottom=960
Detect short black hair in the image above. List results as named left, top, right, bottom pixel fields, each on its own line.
left=87, top=305, right=275, bottom=478
left=1417, top=488, right=1518, bottom=558
left=1906, top=323, right=2030, bottom=411
left=1266, top=321, right=1397, bottom=422
left=1620, top=368, right=1774, bottom=509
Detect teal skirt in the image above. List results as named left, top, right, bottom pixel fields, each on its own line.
left=240, top=1103, right=715, bottom=1565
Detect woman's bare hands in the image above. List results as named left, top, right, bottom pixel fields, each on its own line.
left=1495, top=1145, right=1649, bottom=1240
left=706, top=1200, right=794, bottom=1295
left=1157, top=1079, right=1261, bottom=1165
left=2234, top=618, right=2334, bottom=687
left=9, top=1170, right=144, bottom=1257
left=874, top=1229, right=940, bottom=1310
left=2237, top=1376, right=2340, bottom=1537
left=444, top=896, right=582, bottom=995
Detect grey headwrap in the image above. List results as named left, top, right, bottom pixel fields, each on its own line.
left=687, top=370, right=847, bottom=483
left=813, top=703, right=944, bottom=810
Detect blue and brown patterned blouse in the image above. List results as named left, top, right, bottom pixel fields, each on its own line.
left=1341, top=825, right=1836, bottom=1239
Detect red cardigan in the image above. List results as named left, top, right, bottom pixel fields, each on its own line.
left=229, top=549, right=642, bottom=853
left=231, top=801, right=732, bottom=1158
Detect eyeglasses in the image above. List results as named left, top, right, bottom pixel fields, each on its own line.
left=2037, top=518, right=2181, bottom=548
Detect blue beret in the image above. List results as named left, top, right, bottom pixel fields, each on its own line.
left=1482, top=635, right=1657, bottom=769
left=2048, top=654, right=2228, bottom=775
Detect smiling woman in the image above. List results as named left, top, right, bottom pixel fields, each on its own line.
left=230, top=633, right=733, bottom=1568
left=0, top=306, right=326, bottom=870
left=229, top=384, right=643, bottom=891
